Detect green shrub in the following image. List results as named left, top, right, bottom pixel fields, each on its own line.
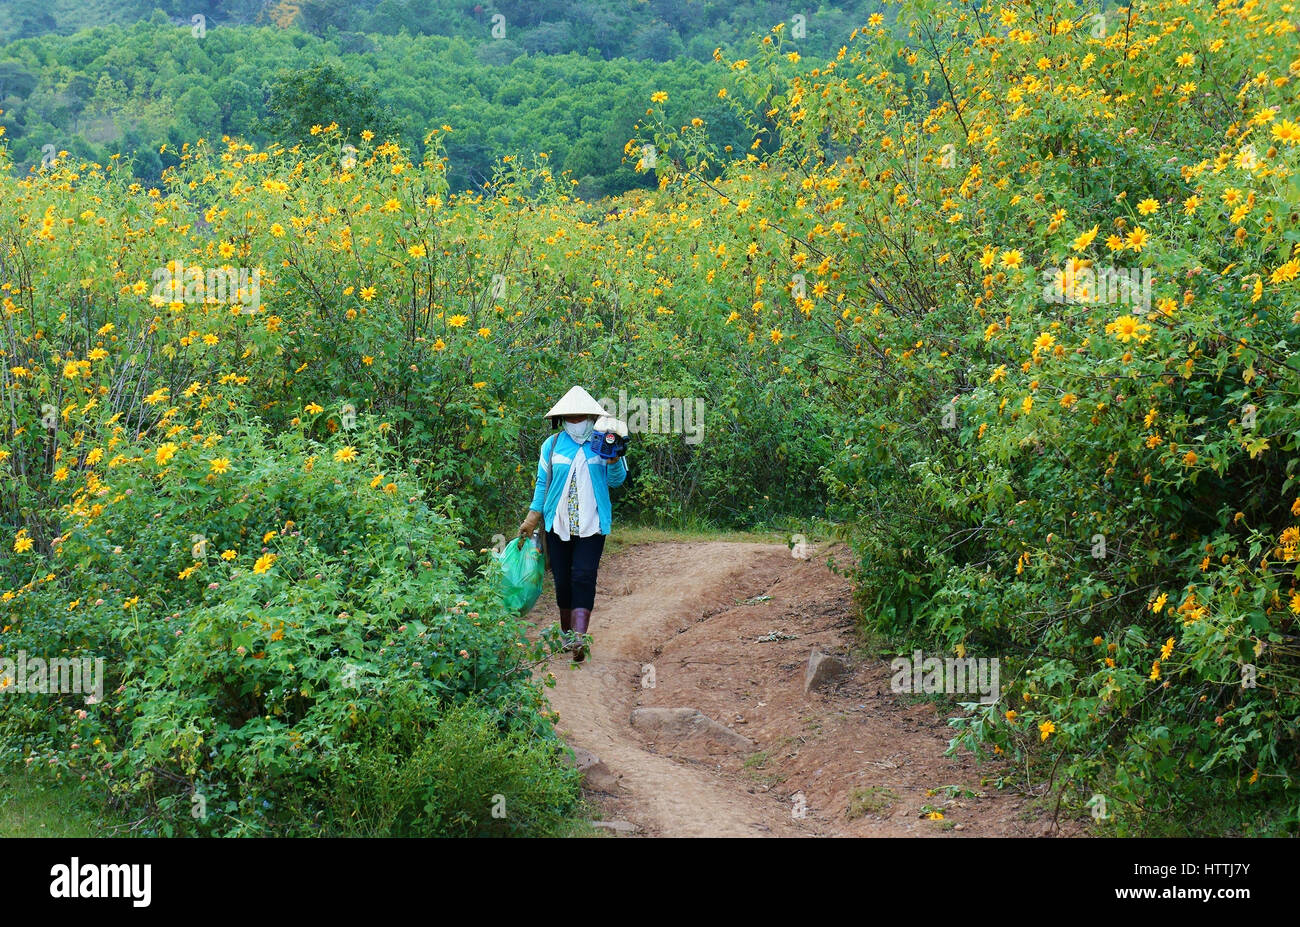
left=312, top=699, right=582, bottom=837
left=0, top=417, right=574, bottom=836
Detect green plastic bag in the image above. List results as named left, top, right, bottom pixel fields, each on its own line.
left=496, top=536, right=544, bottom=616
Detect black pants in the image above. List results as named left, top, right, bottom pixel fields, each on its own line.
left=546, top=530, right=605, bottom=610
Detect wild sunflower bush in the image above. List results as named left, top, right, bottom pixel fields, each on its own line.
left=0, top=416, right=576, bottom=835
left=632, top=0, right=1300, bottom=830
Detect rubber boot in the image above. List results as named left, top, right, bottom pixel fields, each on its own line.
left=571, top=608, right=591, bottom=663
left=559, top=608, right=574, bottom=652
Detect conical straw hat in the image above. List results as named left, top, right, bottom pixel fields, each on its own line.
left=544, top=386, right=607, bottom=418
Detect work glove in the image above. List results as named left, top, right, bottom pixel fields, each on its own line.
left=518, top=509, right=541, bottom=540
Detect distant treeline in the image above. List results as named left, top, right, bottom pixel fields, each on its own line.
left=0, top=1, right=884, bottom=194
left=1, top=0, right=877, bottom=62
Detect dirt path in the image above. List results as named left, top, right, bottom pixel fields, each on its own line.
left=534, top=541, right=1062, bottom=838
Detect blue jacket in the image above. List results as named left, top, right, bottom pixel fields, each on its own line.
left=529, top=431, right=627, bottom=535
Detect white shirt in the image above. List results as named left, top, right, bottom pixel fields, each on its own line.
left=552, top=445, right=600, bottom=540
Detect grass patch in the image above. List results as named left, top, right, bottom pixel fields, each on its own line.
left=846, top=786, right=898, bottom=820
left=0, top=769, right=123, bottom=837
left=741, top=749, right=784, bottom=788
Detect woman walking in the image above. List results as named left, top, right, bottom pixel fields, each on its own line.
left=517, top=386, right=628, bottom=663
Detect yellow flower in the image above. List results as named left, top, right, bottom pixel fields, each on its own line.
left=305, top=403, right=324, bottom=415
left=1271, top=119, right=1300, bottom=146
left=262, top=530, right=277, bottom=544
left=1160, top=637, right=1175, bottom=660
left=334, top=446, right=358, bottom=463
left=408, top=243, right=427, bottom=259
left=1039, top=720, right=1056, bottom=741
left=253, top=553, right=277, bottom=574
left=210, top=458, right=231, bottom=474
left=155, top=443, right=178, bottom=466
left=650, top=91, right=668, bottom=103
left=1105, top=314, right=1151, bottom=343
left=1151, top=592, right=1168, bottom=613
left=1033, top=332, right=1055, bottom=351
left=221, top=549, right=237, bottom=561
left=447, top=315, right=468, bottom=328
left=13, top=532, right=34, bottom=554
left=1125, top=227, right=1150, bottom=251
left=1149, top=660, right=1161, bottom=681
left=989, top=364, right=1007, bottom=383
left=999, top=249, right=1023, bottom=269
left=1270, top=260, right=1300, bottom=285
left=1071, top=225, right=1098, bottom=252
left=1137, top=198, right=1159, bottom=215
left=477, top=327, right=491, bottom=338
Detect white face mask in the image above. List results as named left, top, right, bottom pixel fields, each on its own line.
left=563, top=419, right=593, bottom=443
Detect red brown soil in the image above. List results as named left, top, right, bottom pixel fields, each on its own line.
left=531, top=540, right=1081, bottom=837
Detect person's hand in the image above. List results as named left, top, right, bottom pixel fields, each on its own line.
left=518, top=509, right=541, bottom=539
